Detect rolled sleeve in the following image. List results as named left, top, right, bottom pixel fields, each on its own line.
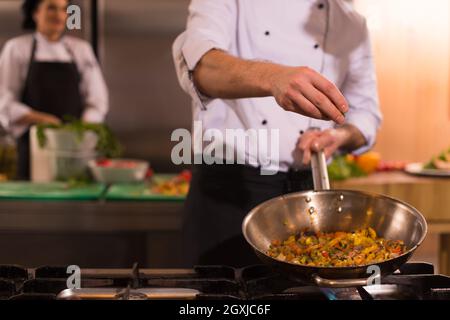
left=341, top=20, right=382, bottom=155
left=182, top=39, right=228, bottom=72
left=0, top=39, right=32, bottom=137
left=82, top=106, right=105, bottom=123
left=0, top=96, right=31, bottom=137
left=172, top=0, right=237, bottom=108
left=7, top=101, right=31, bottom=138
left=345, top=109, right=380, bottom=155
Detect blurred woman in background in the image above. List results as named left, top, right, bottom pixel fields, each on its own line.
left=0, top=0, right=109, bottom=179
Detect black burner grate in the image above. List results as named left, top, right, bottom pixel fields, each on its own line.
left=0, top=263, right=449, bottom=300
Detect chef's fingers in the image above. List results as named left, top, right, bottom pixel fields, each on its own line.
left=287, top=91, right=324, bottom=119
left=33, top=111, right=61, bottom=125
left=310, top=72, right=349, bottom=114
left=48, top=116, right=62, bottom=125
left=298, top=130, right=321, bottom=165
left=311, top=131, right=337, bottom=153
left=281, top=99, right=297, bottom=113
left=43, top=115, right=62, bottom=125
left=297, top=84, right=346, bottom=125
left=323, top=145, right=337, bottom=159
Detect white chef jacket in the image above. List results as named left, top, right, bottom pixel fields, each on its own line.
left=0, top=32, right=109, bottom=137
left=173, top=0, right=382, bottom=173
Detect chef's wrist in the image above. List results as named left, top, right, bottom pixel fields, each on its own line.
left=334, top=124, right=366, bottom=153
left=260, top=63, right=287, bottom=97
left=15, top=110, right=37, bottom=125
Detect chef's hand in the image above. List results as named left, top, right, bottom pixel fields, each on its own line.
left=269, top=66, right=349, bottom=125
left=297, top=129, right=340, bottom=166
left=296, top=125, right=367, bottom=165
left=17, top=110, right=61, bottom=126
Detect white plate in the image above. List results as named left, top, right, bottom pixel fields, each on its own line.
left=404, top=162, right=450, bottom=177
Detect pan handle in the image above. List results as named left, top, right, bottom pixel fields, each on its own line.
left=311, top=151, right=330, bottom=191
left=313, top=274, right=369, bottom=288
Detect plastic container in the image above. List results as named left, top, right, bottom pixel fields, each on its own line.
left=40, top=128, right=98, bottom=152
left=88, top=159, right=149, bottom=184
left=50, top=150, right=97, bottom=181
left=30, top=126, right=98, bottom=182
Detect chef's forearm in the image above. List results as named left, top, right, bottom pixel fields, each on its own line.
left=335, top=124, right=368, bottom=153
left=15, top=110, right=61, bottom=126
left=193, top=49, right=278, bottom=99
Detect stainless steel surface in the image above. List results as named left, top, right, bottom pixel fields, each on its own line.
left=313, top=274, right=370, bottom=288
left=57, top=287, right=199, bottom=300
left=311, top=151, right=330, bottom=190
left=102, top=0, right=191, bottom=171
left=80, top=268, right=197, bottom=277
left=242, top=189, right=428, bottom=287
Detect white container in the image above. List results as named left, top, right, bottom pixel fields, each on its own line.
left=44, top=128, right=98, bottom=152
left=50, top=150, right=97, bottom=181
left=30, top=126, right=98, bottom=182
left=88, top=159, right=149, bottom=184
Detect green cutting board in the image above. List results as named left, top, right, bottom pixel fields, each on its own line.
left=0, top=182, right=106, bottom=201
left=106, top=174, right=186, bottom=201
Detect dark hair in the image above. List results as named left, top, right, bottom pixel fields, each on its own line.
left=22, top=0, right=44, bottom=30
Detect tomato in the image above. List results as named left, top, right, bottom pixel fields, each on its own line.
left=114, top=161, right=138, bottom=169
left=376, top=160, right=407, bottom=172
left=179, top=170, right=192, bottom=182
left=390, top=246, right=402, bottom=254
left=96, top=159, right=144, bottom=169
left=145, top=168, right=154, bottom=179
left=376, top=162, right=388, bottom=172
left=96, top=159, right=112, bottom=167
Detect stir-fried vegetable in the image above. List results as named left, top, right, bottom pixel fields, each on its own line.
left=267, top=228, right=405, bottom=267
left=151, top=170, right=191, bottom=196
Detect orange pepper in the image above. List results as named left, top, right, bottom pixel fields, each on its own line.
left=355, top=152, right=381, bottom=174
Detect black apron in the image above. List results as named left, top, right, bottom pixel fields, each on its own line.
left=182, top=164, right=314, bottom=267
left=17, top=36, right=84, bottom=180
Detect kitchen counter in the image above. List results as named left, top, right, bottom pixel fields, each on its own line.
left=2, top=171, right=447, bottom=231
left=0, top=200, right=183, bottom=232
left=332, top=171, right=450, bottom=225
left=0, top=183, right=185, bottom=268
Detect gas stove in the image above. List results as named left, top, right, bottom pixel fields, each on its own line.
left=1, top=263, right=449, bottom=300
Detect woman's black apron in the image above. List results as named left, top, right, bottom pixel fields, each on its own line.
left=17, top=36, right=84, bottom=180
left=182, top=163, right=314, bottom=267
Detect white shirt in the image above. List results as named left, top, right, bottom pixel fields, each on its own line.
left=0, top=32, right=109, bottom=137
left=173, top=0, right=382, bottom=173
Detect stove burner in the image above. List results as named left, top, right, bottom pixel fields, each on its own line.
left=0, top=262, right=448, bottom=300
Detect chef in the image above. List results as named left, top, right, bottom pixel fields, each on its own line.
left=0, top=0, right=108, bottom=179
left=174, top=0, right=382, bottom=267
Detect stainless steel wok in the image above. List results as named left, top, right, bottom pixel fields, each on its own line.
left=242, top=152, right=427, bottom=288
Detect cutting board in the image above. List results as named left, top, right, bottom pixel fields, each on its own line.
left=0, top=182, right=106, bottom=201
left=105, top=174, right=186, bottom=201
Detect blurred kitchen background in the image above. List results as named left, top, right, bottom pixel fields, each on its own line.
left=0, top=0, right=192, bottom=173
left=2, top=0, right=448, bottom=173
left=0, top=0, right=449, bottom=272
